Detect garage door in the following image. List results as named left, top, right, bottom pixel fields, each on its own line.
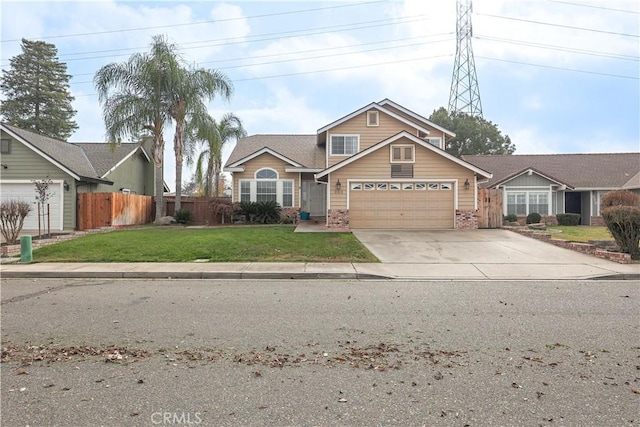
left=0, top=182, right=64, bottom=230
left=349, top=182, right=454, bottom=229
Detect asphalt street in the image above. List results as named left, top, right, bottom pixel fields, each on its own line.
left=1, top=278, right=639, bottom=426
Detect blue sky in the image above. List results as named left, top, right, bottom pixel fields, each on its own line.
left=2, top=0, right=638, bottom=192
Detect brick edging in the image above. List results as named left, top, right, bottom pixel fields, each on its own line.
left=505, top=226, right=633, bottom=264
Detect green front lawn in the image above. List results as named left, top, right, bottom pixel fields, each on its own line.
left=548, top=225, right=613, bottom=243
left=32, top=226, right=378, bottom=263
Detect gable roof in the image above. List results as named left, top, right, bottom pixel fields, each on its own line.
left=316, top=131, right=492, bottom=179
left=73, top=142, right=148, bottom=178
left=224, top=134, right=324, bottom=169
left=491, top=167, right=574, bottom=189
left=316, top=99, right=456, bottom=140
left=463, top=153, right=640, bottom=189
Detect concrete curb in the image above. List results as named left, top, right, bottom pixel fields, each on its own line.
left=0, top=270, right=389, bottom=280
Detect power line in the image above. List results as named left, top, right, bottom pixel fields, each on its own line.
left=3, top=14, right=432, bottom=65
left=72, top=53, right=454, bottom=97
left=475, top=35, right=640, bottom=61
left=547, top=0, right=640, bottom=14
left=69, top=36, right=454, bottom=85
left=476, top=13, right=640, bottom=38
left=70, top=33, right=450, bottom=78
left=476, top=56, right=639, bottom=79
left=1, top=0, right=389, bottom=43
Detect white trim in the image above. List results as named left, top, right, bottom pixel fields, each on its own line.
left=285, top=167, right=323, bottom=173
left=390, top=144, right=415, bottom=163
left=329, top=134, right=359, bottom=157
left=316, top=131, right=492, bottom=180
left=346, top=178, right=459, bottom=210
left=1, top=124, right=81, bottom=181
left=225, top=147, right=303, bottom=168
left=474, top=175, right=478, bottom=210
left=317, top=103, right=433, bottom=137
left=367, top=110, right=379, bottom=127
left=224, top=166, right=245, bottom=172
left=377, top=99, right=456, bottom=137
left=101, top=145, right=149, bottom=178
left=494, top=168, right=572, bottom=189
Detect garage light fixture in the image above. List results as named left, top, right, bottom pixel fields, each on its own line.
left=335, top=179, right=342, bottom=192
left=464, top=178, right=470, bottom=190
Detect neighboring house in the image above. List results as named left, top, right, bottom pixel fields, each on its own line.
left=463, top=153, right=640, bottom=225
left=224, top=99, right=492, bottom=229
left=0, top=123, right=160, bottom=231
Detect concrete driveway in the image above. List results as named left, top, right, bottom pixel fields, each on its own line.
left=351, top=229, right=637, bottom=279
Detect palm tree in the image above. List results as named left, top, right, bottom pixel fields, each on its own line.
left=170, top=67, right=232, bottom=211
left=189, top=113, right=246, bottom=197
left=94, top=35, right=180, bottom=222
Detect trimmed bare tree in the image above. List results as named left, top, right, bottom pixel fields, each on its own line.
left=0, top=199, right=33, bottom=244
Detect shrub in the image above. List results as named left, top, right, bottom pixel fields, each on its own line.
left=174, top=209, right=193, bottom=225
left=600, top=190, right=640, bottom=210
left=526, top=212, right=542, bottom=224
left=601, top=206, right=640, bottom=260
left=504, top=214, right=518, bottom=223
left=556, top=213, right=581, bottom=226
left=0, top=199, right=33, bottom=244
left=210, top=198, right=236, bottom=224
left=254, top=201, right=282, bottom=224
left=238, top=201, right=258, bottom=223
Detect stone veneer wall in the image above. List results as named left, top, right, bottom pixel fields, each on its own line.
left=455, top=209, right=478, bottom=230
left=514, top=215, right=558, bottom=226
left=590, top=216, right=605, bottom=226
left=328, top=209, right=349, bottom=228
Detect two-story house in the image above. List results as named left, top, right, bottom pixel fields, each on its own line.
left=224, top=99, right=492, bottom=230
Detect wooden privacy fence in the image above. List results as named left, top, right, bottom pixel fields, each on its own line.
left=164, top=196, right=233, bottom=225
left=77, top=193, right=153, bottom=230
left=477, top=188, right=503, bottom=229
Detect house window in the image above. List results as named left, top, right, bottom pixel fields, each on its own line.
left=367, top=111, right=379, bottom=126
left=240, top=181, right=251, bottom=202
left=507, top=192, right=527, bottom=216
left=256, top=168, right=278, bottom=179
left=282, top=181, right=293, bottom=207
left=428, top=183, right=439, bottom=190
left=441, top=183, right=452, bottom=190
left=507, top=191, right=549, bottom=216
left=425, top=137, right=441, bottom=148
left=389, top=183, right=401, bottom=191
left=403, top=183, right=413, bottom=190
left=364, top=183, right=375, bottom=191
left=416, top=183, right=426, bottom=190
left=376, top=183, right=387, bottom=190
left=0, top=139, right=10, bottom=154
left=528, top=192, right=548, bottom=215
left=351, top=183, right=362, bottom=190
left=239, top=168, right=294, bottom=207
left=257, top=181, right=277, bottom=202
left=591, top=191, right=608, bottom=216
left=390, top=144, right=414, bottom=163
left=330, top=135, right=358, bottom=156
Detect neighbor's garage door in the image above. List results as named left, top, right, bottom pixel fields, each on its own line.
left=0, top=182, right=63, bottom=230
left=349, top=182, right=454, bottom=229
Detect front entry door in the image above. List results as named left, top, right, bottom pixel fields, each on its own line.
left=302, top=181, right=326, bottom=216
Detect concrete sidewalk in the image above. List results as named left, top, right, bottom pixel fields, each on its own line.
left=1, top=260, right=638, bottom=280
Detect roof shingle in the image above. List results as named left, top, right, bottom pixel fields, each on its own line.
left=463, top=153, right=640, bottom=189
left=226, top=134, right=324, bottom=169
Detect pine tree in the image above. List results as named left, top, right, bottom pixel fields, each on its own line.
left=0, top=38, right=78, bottom=140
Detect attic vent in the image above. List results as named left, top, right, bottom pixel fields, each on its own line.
left=391, top=164, right=413, bottom=178
left=367, top=111, right=379, bottom=127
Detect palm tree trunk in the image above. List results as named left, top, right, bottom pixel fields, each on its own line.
left=206, top=160, right=215, bottom=197
left=173, top=120, right=185, bottom=212
left=152, top=133, right=165, bottom=222
left=214, top=158, right=222, bottom=197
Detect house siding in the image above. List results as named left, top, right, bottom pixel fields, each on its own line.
left=231, top=153, right=300, bottom=206
left=327, top=112, right=427, bottom=167
left=0, top=130, right=76, bottom=229
left=504, top=173, right=556, bottom=187
left=329, top=138, right=476, bottom=212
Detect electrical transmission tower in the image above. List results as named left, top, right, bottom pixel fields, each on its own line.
left=448, top=0, right=483, bottom=117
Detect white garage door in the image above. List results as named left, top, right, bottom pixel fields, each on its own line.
left=349, top=181, right=455, bottom=229
left=0, top=181, right=64, bottom=230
